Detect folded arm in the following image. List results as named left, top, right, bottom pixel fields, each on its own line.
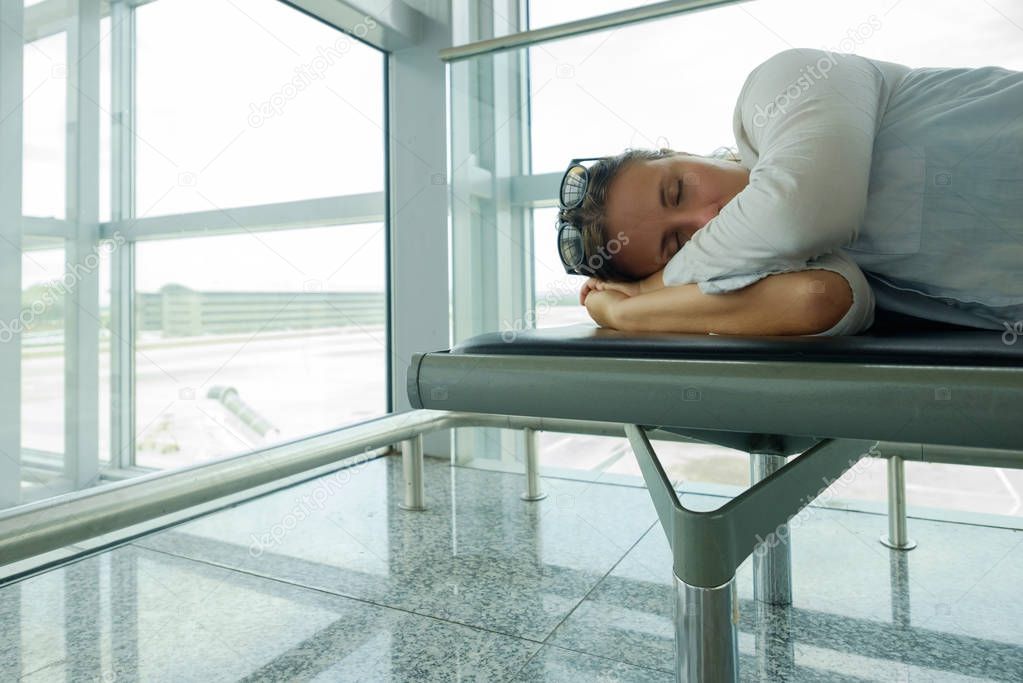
left=591, top=268, right=853, bottom=336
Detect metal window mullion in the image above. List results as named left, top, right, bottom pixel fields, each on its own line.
left=0, top=2, right=25, bottom=508
left=450, top=0, right=529, bottom=467
left=22, top=216, right=70, bottom=238
left=109, top=0, right=135, bottom=469
left=63, top=0, right=102, bottom=488
left=448, top=58, right=477, bottom=466
left=23, top=0, right=158, bottom=43
left=492, top=45, right=531, bottom=466
left=387, top=15, right=451, bottom=460
left=99, top=192, right=386, bottom=242
left=450, top=57, right=499, bottom=467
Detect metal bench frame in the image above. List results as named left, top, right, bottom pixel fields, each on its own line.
left=1, top=338, right=1020, bottom=681
left=405, top=346, right=1023, bottom=681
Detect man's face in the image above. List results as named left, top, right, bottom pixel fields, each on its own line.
left=604, top=153, right=750, bottom=279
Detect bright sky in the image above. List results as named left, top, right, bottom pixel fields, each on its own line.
left=22, top=0, right=386, bottom=299
left=19, top=0, right=1023, bottom=300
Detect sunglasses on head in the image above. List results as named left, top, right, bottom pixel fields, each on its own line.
left=556, top=156, right=606, bottom=276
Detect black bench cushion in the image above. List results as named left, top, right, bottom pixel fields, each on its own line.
left=450, top=309, right=1021, bottom=367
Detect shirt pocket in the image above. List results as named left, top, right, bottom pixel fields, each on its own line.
left=847, top=143, right=925, bottom=256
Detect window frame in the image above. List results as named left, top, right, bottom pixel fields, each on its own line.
left=15, top=0, right=390, bottom=487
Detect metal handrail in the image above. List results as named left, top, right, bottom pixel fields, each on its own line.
left=0, top=410, right=453, bottom=569
left=0, top=410, right=755, bottom=568
left=440, top=0, right=748, bottom=63
left=2, top=406, right=1021, bottom=570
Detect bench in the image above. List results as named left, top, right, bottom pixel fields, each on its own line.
left=406, top=310, right=1023, bottom=681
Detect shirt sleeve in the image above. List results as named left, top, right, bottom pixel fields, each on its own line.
left=803, top=248, right=876, bottom=336
left=662, top=48, right=884, bottom=294
left=699, top=249, right=876, bottom=336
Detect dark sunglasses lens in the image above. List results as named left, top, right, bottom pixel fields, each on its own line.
left=560, top=165, right=588, bottom=208
left=559, top=224, right=584, bottom=269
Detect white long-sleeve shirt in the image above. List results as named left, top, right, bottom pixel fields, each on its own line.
left=662, top=48, right=1023, bottom=336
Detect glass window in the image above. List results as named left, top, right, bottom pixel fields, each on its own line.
left=22, top=32, right=66, bottom=219
left=22, top=246, right=66, bottom=456
left=8, top=0, right=389, bottom=514
left=99, top=242, right=112, bottom=464
left=527, top=0, right=1023, bottom=175
left=134, top=0, right=385, bottom=217
left=99, top=15, right=111, bottom=223
left=513, top=0, right=1023, bottom=514
left=532, top=207, right=591, bottom=329
left=133, top=223, right=387, bottom=469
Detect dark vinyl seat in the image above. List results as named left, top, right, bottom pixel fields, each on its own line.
left=449, top=308, right=1019, bottom=367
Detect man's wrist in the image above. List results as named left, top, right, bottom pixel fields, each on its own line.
left=640, top=269, right=665, bottom=294
left=606, top=292, right=629, bottom=329
left=585, top=289, right=628, bottom=329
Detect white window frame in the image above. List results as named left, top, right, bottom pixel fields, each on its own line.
left=8, top=0, right=452, bottom=503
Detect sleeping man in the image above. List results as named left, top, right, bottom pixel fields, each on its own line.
left=557, top=48, right=1023, bottom=336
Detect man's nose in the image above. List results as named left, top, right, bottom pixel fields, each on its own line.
left=699, top=202, right=724, bottom=226
left=693, top=203, right=720, bottom=229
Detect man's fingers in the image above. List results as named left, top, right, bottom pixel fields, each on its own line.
left=581, top=277, right=610, bottom=305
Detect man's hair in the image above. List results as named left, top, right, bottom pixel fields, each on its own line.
left=557, top=146, right=741, bottom=282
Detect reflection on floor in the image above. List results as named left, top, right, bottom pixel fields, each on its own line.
left=1, top=455, right=1021, bottom=681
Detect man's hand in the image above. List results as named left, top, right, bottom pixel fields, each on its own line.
left=583, top=289, right=628, bottom=328
left=580, top=277, right=642, bottom=304
left=579, top=267, right=668, bottom=308
left=579, top=277, right=601, bottom=305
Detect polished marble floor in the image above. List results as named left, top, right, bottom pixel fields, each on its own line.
left=1, top=454, right=1021, bottom=682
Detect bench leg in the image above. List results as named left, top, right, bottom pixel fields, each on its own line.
left=880, top=455, right=916, bottom=550
left=520, top=428, right=547, bottom=501
left=750, top=453, right=793, bottom=605
left=398, top=435, right=426, bottom=511
left=675, top=574, right=739, bottom=683
left=625, top=424, right=872, bottom=681
left=889, top=549, right=912, bottom=628
left=753, top=601, right=795, bottom=681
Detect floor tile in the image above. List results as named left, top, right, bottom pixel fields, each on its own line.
left=512, top=644, right=672, bottom=682
left=548, top=491, right=1023, bottom=681
left=6, top=453, right=1021, bottom=681
left=0, top=544, right=539, bottom=682
left=133, top=455, right=658, bottom=641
